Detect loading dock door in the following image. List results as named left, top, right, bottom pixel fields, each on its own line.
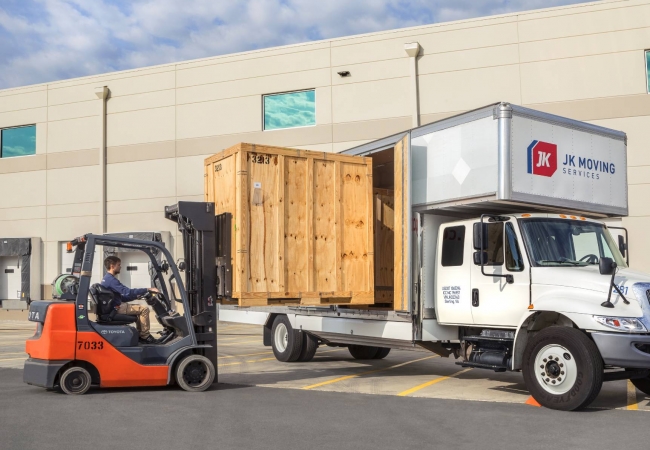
left=0, top=257, right=21, bottom=300
left=117, top=252, right=151, bottom=289
left=60, top=243, right=100, bottom=284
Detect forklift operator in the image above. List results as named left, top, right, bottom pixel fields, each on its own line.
left=101, top=256, right=160, bottom=344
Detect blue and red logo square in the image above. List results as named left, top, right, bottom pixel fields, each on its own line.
left=527, top=140, right=557, bottom=177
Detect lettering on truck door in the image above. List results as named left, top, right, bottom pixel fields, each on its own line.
left=470, top=220, right=530, bottom=327
left=435, top=224, right=473, bottom=324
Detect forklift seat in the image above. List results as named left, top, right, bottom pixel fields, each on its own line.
left=89, top=284, right=138, bottom=326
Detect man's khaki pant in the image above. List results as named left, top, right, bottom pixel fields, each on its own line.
left=117, top=303, right=150, bottom=339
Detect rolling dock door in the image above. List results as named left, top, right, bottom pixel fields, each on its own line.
left=103, top=232, right=172, bottom=289
left=0, top=238, right=41, bottom=309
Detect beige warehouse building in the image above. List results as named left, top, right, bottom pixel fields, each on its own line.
left=0, top=0, right=649, bottom=304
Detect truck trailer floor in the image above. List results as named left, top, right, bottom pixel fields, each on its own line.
left=1, top=318, right=648, bottom=412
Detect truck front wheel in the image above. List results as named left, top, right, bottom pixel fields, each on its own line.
left=523, top=326, right=603, bottom=411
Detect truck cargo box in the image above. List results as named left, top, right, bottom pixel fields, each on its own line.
left=344, top=102, right=628, bottom=312
left=204, top=143, right=376, bottom=307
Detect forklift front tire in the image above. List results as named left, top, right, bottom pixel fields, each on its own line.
left=59, top=366, right=92, bottom=395
left=176, top=354, right=216, bottom=392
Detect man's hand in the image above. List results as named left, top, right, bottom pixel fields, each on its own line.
left=148, top=287, right=160, bottom=294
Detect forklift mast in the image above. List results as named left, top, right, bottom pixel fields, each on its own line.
left=165, top=202, right=218, bottom=364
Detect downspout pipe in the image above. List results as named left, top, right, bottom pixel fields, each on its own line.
left=404, top=42, right=421, bottom=128
left=94, top=86, right=109, bottom=235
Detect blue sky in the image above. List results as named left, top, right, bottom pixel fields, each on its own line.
left=0, top=0, right=594, bottom=89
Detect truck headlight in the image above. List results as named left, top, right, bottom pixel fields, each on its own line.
left=593, top=316, right=647, bottom=332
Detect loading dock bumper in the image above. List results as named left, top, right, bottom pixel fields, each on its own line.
left=23, top=358, right=70, bottom=388
left=591, top=332, right=650, bottom=369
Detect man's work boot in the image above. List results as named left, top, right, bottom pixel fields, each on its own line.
left=139, top=335, right=157, bottom=345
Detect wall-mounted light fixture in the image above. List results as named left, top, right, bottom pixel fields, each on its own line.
left=337, top=71, right=351, bottom=77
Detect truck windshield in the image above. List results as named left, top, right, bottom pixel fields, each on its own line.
left=519, top=218, right=627, bottom=268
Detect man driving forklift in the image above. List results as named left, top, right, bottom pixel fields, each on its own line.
left=101, top=255, right=160, bottom=344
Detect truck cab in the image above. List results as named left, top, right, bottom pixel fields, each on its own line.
left=434, top=212, right=650, bottom=409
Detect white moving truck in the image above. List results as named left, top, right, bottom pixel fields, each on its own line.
left=219, top=103, right=650, bottom=411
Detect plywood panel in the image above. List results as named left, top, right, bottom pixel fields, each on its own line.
left=284, top=156, right=308, bottom=292
left=340, top=162, right=370, bottom=292
left=394, top=136, right=408, bottom=311
left=313, top=159, right=337, bottom=291
left=374, top=188, right=395, bottom=288
left=247, top=150, right=280, bottom=292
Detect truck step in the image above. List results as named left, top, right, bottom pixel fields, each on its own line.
left=456, top=361, right=508, bottom=372
left=463, top=335, right=514, bottom=343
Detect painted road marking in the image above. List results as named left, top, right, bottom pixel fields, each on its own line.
left=398, top=368, right=472, bottom=396
left=302, top=355, right=439, bottom=390
left=217, top=339, right=262, bottom=347
left=218, top=351, right=273, bottom=360
left=219, top=357, right=277, bottom=367
left=0, top=357, right=27, bottom=362
left=627, top=380, right=639, bottom=410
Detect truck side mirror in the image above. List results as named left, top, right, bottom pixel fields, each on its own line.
left=473, top=223, right=488, bottom=250
left=618, top=235, right=627, bottom=258
left=473, top=251, right=488, bottom=265
left=599, top=257, right=616, bottom=276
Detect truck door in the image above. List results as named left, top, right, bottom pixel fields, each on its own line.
left=470, top=220, right=530, bottom=327
left=435, top=224, right=474, bottom=325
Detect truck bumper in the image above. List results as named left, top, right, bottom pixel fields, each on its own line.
left=591, top=332, right=650, bottom=369
left=23, top=358, right=70, bottom=388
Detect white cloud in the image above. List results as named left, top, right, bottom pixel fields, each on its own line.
left=0, top=0, right=594, bottom=89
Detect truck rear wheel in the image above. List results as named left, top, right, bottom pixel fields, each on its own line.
left=630, top=375, right=650, bottom=396
left=271, top=315, right=303, bottom=362
left=297, top=332, right=318, bottom=362
left=59, top=366, right=92, bottom=395
left=373, top=347, right=391, bottom=359
left=523, top=326, right=603, bottom=411
left=348, top=345, right=379, bottom=359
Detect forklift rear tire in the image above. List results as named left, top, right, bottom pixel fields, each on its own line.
left=59, top=366, right=92, bottom=395
left=523, top=326, right=603, bottom=411
left=297, top=332, right=318, bottom=362
left=271, top=315, right=303, bottom=362
left=176, top=355, right=216, bottom=392
left=348, top=345, right=379, bottom=360
left=373, top=347, right=391, bottom=359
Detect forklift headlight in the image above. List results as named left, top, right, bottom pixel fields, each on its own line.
left=594, top=316, right=647, bottom=333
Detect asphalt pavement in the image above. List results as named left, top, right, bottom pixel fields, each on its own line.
left=1, top=366, right=650, bottom=450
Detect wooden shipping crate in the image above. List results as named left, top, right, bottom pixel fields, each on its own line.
left=204, top=143, right=375, bottom=307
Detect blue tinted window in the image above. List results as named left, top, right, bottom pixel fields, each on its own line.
left=264, top=90, right=315, bottom=131
left=646, top=50, right=650, bottom=93
left=1, top=125, right=36, bottom=158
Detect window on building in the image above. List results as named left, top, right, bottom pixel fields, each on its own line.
left=441, top=226, right=465, bottom=267
left=646, top=50, right=650, bottom=93
left=1, top=125, right=36, bottom=158
left=263, top=89, right=315, bottom=131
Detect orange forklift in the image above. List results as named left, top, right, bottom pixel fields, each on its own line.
left=23, top=202, right=224, bottom=394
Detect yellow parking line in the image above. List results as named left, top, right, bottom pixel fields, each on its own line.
left=627, top=380, right=639, bottom=410
left=302, top=355, right=438, bottom=390
left=217, top=351, right=273, bottom=360
left=219, top=356, right=276, bottom=367
left=0, top=357, right=26, bottom=362
left=398, top=368, right=472, bottom=396
left=217, top=339, right=261, bottom=347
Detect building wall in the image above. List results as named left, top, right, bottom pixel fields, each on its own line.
left=0, top=0, right=649, bottom=298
